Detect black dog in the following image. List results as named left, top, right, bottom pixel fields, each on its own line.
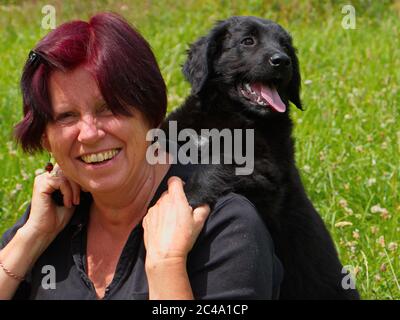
left=162, top=16, right=360, bottom=299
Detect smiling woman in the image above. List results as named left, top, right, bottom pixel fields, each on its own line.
left=0, top=12, right=282, bottom=300
left=0, top=12, right=210, bottom=300
left=43, top=67, right=153, bottom=194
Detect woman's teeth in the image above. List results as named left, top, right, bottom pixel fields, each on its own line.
left=81, top=149, right=120, bottom=164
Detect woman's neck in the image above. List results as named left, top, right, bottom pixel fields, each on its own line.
left=89, top=160, right=171, bottom=236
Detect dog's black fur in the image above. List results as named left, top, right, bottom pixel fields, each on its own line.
left=161, top=16, right=360, bottom=299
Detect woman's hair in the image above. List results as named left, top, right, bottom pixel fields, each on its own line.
left=14, top=12, right=167, bottom=153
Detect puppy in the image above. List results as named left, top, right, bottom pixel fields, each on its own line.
left=162, top=16, right=360, bottom=299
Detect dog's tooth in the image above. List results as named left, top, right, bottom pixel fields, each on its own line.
left=258, top=98, right=268, bottom=106
left=245, top=83, right=251, bottom=92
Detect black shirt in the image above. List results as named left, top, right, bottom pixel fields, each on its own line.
left=0, top=162, right=283, bottom=299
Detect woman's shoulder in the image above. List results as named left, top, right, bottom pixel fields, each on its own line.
left=199, top=192, right=275, bottom=249
left=188, top=192, right=283, bottom=299
left=213, top=192, right=258, bottom=212
left=211, top=192, right=266, bottom=229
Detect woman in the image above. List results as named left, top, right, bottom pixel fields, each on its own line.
left=0, top=13, right=282, bottom=299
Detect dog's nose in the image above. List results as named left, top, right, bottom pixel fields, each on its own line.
left=269, top=53, right=291, bottom=68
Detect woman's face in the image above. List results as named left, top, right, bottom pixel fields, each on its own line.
left=44, top=67, right=153, bottom=194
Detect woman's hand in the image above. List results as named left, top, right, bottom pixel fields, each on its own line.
left=142, top=176, right=210, bottom=299
left=22, top=164, right=81, bottom=242
left=143, top=176, right=210, bottom=268
left=0, top=164, right=81, bottom=299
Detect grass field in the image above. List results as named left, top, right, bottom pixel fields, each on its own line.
left=0, top=0, right=399, bottom=299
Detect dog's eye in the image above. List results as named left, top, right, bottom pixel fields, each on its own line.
left=280, top=42, right=292, bottom=54
left=241, top=37, right=255, bottom=46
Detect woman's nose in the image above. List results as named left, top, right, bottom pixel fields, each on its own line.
left=77, top=116, right=105, bottom=144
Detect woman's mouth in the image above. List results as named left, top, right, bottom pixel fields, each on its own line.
left=80, top=148, right=122, bottom=165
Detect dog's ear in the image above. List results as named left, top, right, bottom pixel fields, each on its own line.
left=182, top=37, right=210, bottom=95
left=182, top=21, right=229, bottom=95
left=287, top=46, right=303, bottom=110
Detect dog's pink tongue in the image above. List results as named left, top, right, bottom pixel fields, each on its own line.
left=253, top=83, right=286, bottom=113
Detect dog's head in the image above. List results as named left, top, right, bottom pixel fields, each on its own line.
left=183, top=16, right=302, bottom=116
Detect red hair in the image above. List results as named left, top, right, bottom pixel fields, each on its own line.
left=15, top=12, right=167, bottom=153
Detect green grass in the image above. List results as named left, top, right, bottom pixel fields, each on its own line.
left=0, top=0, right=399, bottom=299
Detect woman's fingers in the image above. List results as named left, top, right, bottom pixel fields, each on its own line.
left=156, top=191, right=169, bottom=205
left=69, top=179, right=81, bottom=205
left=143, top=176, right=212, bottom=265
left=46, top=175, right=72, bottom=208
left=167, top=176, right=189, bottom=204
left=59, top=178, right=74, bottom=208
left=28, top=164, right=79, bottom=237
left=44, top=165, right=77, bottom=208
left=166, top=176, right=210, bottom=227
left=193, top=204, right=211, bottom=226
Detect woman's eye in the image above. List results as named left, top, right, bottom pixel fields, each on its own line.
left=54, top=112, right=78, bottom=124
left=241, top=37, right=255, bottom=46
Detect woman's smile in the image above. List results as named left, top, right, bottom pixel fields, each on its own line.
left=79, top=148, right=122, bottom=166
